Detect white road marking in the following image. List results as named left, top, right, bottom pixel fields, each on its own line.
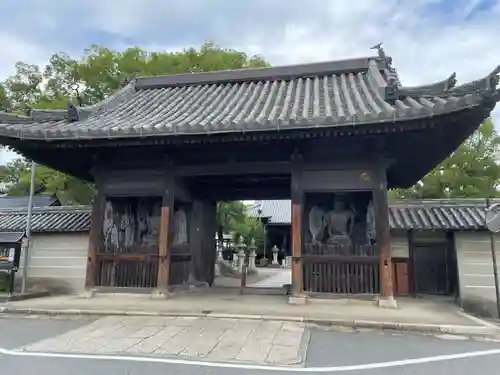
left=1, top=347, right=500, bottom=372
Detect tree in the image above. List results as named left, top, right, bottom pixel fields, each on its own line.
left=0, top=159, right=95, bottom=204
left=231, top=215, right=264, bottom=248
left=216, top=201, right=248, bottom=245
left=4, top=42, right=269, bottom=112
left=391, top=119, right=500, bottom=199
left=0, top=83, right=11, bottom=111
left=1, top=42, right=270, bottom=202
left=215, top=201, right=264, bottom=250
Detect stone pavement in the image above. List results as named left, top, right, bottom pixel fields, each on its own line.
left=2, top=292, right=498, bottom=336
left=20, top=315, right=308, bottom=366
left=248, top=268, right=291, bottom=288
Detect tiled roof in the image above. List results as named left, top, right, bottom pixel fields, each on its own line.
left=0, top=195, right=60, bottom=209
left=249, top=200, right=291, bottom=224
left=0, top=231, right=24, bottom=243
left=0, top=49, right=498, bottom=141
left=0, top=198, right=494, bottom=235
left=250, top=199, right=493, bottom=231
left=388, top=200, right=487, bottom=230
left=0, top=206, right=91, bottom=233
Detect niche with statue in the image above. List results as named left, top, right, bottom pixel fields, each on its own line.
left=303, top=191, right=376, bottom=256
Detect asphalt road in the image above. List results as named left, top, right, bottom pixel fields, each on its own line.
left=2, top=314, right=500, bottom=374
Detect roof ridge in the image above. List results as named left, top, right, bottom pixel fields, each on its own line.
left=0, top=205, right=91, bottom=214
left=0, top=111, right=35, bottom=124
left=398, top=72, right=457, bottom=97
left=2, top=79, right=138, bottom=124
left=391, top=198, right=493, bottom=206
left=135, top=56, right=382, bottom=90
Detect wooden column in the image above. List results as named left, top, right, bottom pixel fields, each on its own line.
left=157, top=175, right=174, bottom=292
left=373, top=169, right=397, bottom=308
left=85, top=191, right=105, bottom=289
left=290, top=153, right=305, bottom=301
left=408, top=229, right=416, bottom=297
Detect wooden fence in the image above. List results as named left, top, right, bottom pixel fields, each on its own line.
left=95, top=254, right=159, bottom=288
left=302, top=255, right=380, bottom=294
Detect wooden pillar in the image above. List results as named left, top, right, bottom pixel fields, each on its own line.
left=290, top=152, right=305, bottom=303
left=408, top=229, right=416, bottom=297
left=85, top=191, right=105, bottom=289
left=204, top=201, right=217, bottom=285
left=373, top=169, right=398, bottom=308
left=157, top=175, right=174, bottom=293
left=189, top=200, right=217, bottom=285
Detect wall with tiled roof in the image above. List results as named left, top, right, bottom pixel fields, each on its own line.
left=0, top=206, right=90, bottom=233
left=249, top=199, right=492, bottom=231
left=0, top=198, right=493, bottom=234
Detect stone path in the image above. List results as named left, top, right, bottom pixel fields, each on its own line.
left=248, top=268, right=292, bottom=288
left=20, top=315, right=308, bottom=366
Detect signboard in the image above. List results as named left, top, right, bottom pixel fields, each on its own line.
left=486, top=203, right=500, bottom=233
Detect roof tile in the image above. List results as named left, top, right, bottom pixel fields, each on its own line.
left=250, top=199, right=490, bottom=230
left=0, top=200, right=493, bottom=234
left=0, top=206, right=90, bottom=233
left=0, top=57, right=498, bottom=141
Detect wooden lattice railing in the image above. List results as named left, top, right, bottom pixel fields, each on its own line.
left=302, top=255, right=380, bottom=294
left=95, top=254, right=159, bottom=288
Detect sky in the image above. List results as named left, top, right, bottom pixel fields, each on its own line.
left=0, top=0, right=499, bottom=164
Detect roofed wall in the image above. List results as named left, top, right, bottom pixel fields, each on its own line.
left=249, top=199, right=490, bottom=231
left=0, top=198, right=493, bottom=235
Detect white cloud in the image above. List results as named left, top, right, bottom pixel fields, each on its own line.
left=0, top=0, right=499, bottom=164
left=0, top=33, right=49, bottom=79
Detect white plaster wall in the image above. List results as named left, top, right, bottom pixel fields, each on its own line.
left=391, top=230, right=409, bottom=258
left=455, top=231, right=500, bottom=318
left=18, top=233, right=88, bottom=294
left=412, top=230, right=447, bottom=243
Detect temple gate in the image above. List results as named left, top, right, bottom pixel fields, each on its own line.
left=0, top=45, right=498, bottom=305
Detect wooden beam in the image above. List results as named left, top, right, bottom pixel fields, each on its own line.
left=85, top=191, right=105, bottom=288
left=157, top=174, right=174, bottom=292
left=174, top=159, right=389, bottom=177
left=192, top=187, right=291, bottom=201
left=176, top=161, right=291, bottom=176
left=174, top=178, right=192, bottom=202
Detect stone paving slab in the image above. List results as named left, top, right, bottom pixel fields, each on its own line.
left=19, top=315, right=308, bottom=366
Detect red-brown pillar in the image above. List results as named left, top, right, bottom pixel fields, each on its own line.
left=157, top=175, right=174, bottom=293
left=291, top=201, right=303, bottom=295
left=373, top=169, right=397, bottom=308
left=290, top=153, right=306, bottom=303
left=85, top=191, right=105, bottom=289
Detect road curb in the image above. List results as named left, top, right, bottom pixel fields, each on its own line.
left=1, top=306, right=498, bottom=337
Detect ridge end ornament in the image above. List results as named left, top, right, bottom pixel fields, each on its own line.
left=485, top=203, right=500, bottom=233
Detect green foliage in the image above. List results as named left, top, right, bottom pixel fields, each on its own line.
left=0, top=42, right=270, bottom=203
left=215, top=201, right=264, bottom=248
left=216, top=201, right=247, bottom=240
left=231, top=215, right=265, bottom=248
left=3, top=41, right=269, bottom=111
left=0, top=159, right=95, bottom=205
left=391, top=119, right=500, bottom=199
left=0, top=83, right=10, bottom=111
